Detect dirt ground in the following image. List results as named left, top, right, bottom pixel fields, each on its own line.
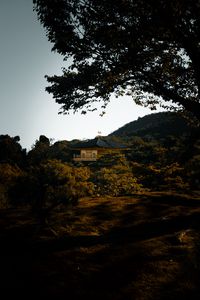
left=1, top=191, right=200, bottom=299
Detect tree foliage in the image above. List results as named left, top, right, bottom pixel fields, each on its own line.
left=0, top=163, right=24, bottom=208
left=0, top=135, right=26, bottom=166
left=20, top=160, right=94, bottom=209
left=93, top=165, right=142, bottom=196
left=33, top=0, right=200, bottom=119
left=91, top=153, right=142, bottom=196
left=27, top=135, right=51, bottom=164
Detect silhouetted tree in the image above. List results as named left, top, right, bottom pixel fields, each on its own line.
left=27, top=135, right=51, bottom=164
left=0, top=135, right=26, bottom=166
left=33, top=0, right=200, bottom=120
left=48, top=140, right=72, bottom=162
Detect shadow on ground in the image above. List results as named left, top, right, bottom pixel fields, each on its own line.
left=1, top=192, right=200, bottom=299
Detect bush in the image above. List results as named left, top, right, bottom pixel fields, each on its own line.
left=13, top=159, right=95, bottom=210
left=131, top=162, right=188, bottom=191
left=93, top=164, right=142, bottom=196
left=0, top=163, right=24, bottom=208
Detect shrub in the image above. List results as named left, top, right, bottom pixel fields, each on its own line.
left=0, top=163, right=24, bottom=208
left=93, top=165, right=142, bottom=196
left=14, top=159, right=95, bottom=210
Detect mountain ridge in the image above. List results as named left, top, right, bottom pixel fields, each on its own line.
left=108, top=112, right=193, bottom=140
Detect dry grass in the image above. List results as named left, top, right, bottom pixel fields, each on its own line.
left=1, top=191, right=200, bottom=299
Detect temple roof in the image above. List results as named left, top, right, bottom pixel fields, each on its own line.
left=72, top=137, right=127, bottom=149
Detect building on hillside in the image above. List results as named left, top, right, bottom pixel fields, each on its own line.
left=72, top=137, right=128, bottom=162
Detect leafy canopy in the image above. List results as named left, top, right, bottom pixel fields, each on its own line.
left=33, top=0, right=200, bottom=119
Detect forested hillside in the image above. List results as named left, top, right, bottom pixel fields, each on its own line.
left=0, top=112, right=199, bottom=212
left=109, top=112, right=193, bottom=139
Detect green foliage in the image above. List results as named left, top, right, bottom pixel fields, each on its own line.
left=15, top=159, right=95, bottom=210
left=160, top=163, right=189, bottom=190
left=92, top=164, right=142, bottom=197
left=131, top=162, right=188, bottom=191
left=0, top=112, right=199, bottom=209
left=185, top=154, right=200, bottom=189
left=0, top=135, right=26, bottom=166
left=27, top=137, right=73, bottom=164
left=0, top=163, right=23, bottom=184
left=47, top=140, right=72, bottom=162
left=33, top=0, right=200, bottom=119
left=0, top=163, right=24, bottom=208
left=128, top=139, right=167, bottom=165
left=27, top=135, right=51, bottom=164
left=95, top=152, right=128, bottom=168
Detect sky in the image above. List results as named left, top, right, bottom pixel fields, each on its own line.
left=0, top=0, right=161, bottom=150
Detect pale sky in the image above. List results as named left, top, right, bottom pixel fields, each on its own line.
left=0, top=0, right=160, bottom=150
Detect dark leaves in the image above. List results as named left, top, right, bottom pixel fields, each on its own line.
left=33, top=0, right=200, bottom=119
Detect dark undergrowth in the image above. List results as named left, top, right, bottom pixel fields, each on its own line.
left=1, top=191, right=200, bottom=300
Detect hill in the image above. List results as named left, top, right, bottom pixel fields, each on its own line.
left=109, top=112, right=193, bottom=140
